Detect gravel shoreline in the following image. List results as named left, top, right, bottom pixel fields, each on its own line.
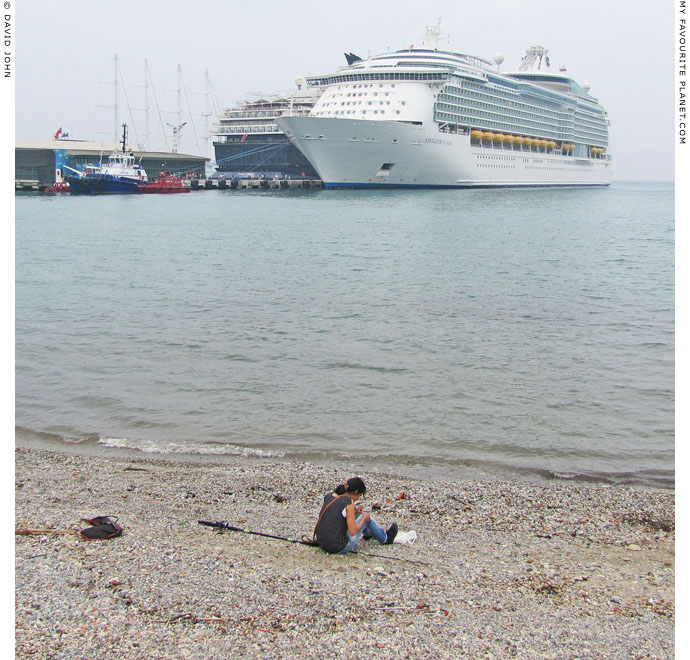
left=15, top=447, right=674, bottom=659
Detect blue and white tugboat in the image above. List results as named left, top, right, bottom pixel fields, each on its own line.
left=66, top=124, right=148, bottom=194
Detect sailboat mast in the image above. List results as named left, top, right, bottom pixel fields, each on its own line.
left=144, top=59, right=150, bottom=150
left=114, top=54, right=119, bottom=143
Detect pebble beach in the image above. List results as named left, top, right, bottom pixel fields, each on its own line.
left=15, top=447, right=674, bottom=659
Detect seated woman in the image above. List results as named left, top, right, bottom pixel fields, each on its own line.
left=314, top=476, right=397, bottom=554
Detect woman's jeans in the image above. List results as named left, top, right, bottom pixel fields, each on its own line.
left=337, top=515, right=387, bottom=554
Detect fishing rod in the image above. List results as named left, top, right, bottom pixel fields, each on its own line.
left=199, top=520, right=306, bottom=545
left=197, top=520, right=429, bottom=565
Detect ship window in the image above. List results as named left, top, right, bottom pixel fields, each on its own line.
left=380, top=163, right=394, bottom=170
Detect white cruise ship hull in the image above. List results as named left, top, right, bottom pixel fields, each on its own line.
left=277, top=117, right=612, bottom=188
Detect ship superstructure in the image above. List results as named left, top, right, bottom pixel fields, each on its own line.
left=212, top=88, right=323, bottom=177
left=276, top=24, right=612, bottom=187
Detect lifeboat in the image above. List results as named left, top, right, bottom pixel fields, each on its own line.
left=523, top=138, right=534, bottom=147
left=504, top=135, right=515, bottom=144
left=44, top=180, right=71, bottom=194
left=471, top=130, right=483, bottom=140
left=494, top=134, right=505, bottom=143
left=513, top=136, right=524, bottom=147
left=547, top=141, right=557, bottom=150
left=538, top=139, right=548, bottom=149
left=139, top=171, right=190, bottom=193
left=482, top=132, right=495, bottom=141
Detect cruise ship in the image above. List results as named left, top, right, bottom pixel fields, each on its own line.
left=277, top=24, right=612, bottom=188
left=212, top=88, right=322, bottom=178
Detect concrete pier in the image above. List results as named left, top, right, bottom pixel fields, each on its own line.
left=189, top=178, right=322, bottom=191
left=17, top=177, right=322, bottom=194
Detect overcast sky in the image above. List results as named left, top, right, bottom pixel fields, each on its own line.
left=13, top=0, right=676, bottom=181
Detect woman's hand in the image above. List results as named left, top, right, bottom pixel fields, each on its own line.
left=346, top=504, right=370, bottom=535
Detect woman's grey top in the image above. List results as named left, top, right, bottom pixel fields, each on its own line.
left=315, top=494, right=351, bottom=554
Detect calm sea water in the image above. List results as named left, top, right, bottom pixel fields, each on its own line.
left=15, top=183, right=675, bottom=488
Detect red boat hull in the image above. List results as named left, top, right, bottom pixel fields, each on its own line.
left=139, top=173, right=189, bottom=193
left=44, top=182, right=71, bottom=194
left=139, top=185, right=190, bottom=193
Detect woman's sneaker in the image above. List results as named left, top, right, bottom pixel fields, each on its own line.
left=385, top=523, right=398, bottom=544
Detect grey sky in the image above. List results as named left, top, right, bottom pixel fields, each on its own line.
left=14, top=0, right=676, bottom=181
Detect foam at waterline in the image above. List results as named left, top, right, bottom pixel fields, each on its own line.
left=97, top=436, right=284, bottom=458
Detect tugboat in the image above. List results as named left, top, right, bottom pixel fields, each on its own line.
left=138, top=167, right=189, bottom=193
left=65, top=124, right=148, bottom=194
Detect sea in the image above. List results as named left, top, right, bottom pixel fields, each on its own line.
left=15, top=182, right=675, bottom=489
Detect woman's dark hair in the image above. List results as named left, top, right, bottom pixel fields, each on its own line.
left=335, top=477, right=366, bottom=496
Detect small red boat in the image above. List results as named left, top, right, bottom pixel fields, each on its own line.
left=44, top=181, right=71, bottom=194
left=139, top=171, right=189, bottom=194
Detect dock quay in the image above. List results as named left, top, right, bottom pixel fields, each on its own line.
left=15, top=137, right=322, bottom=193
left=189, top=178, right=322, bottom=190
left=15, top=178, right=323, bottom=193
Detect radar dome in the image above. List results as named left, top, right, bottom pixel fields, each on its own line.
left=295, top=77, right=306, bottom=89
left=493, top=52, right=505, bottom=66
left=583, top=82, right=592, bottom=93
